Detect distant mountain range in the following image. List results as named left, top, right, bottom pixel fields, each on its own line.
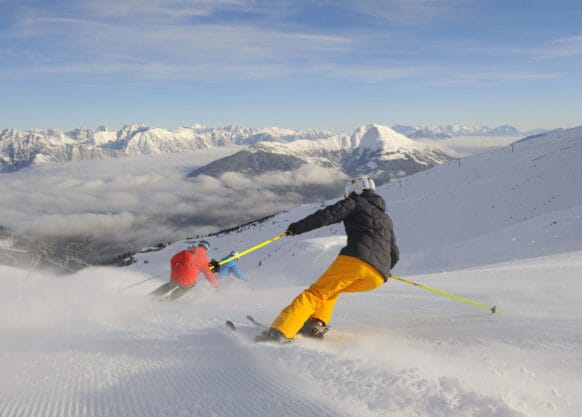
left=0, top=124, right=333, bottom=173
left=391, top=124, right=543, bottom=139
left=0, top=122, right=528, bottom=173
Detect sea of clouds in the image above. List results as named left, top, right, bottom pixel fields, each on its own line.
left=0, top=146, right=347, bottom=258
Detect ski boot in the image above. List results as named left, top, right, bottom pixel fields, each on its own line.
left=255, top=328, right=293, bottom=344
left=298, top=318, right=330, bottom=339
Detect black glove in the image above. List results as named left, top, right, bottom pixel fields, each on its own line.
left=209, top=259, right=221, bottom=272
left=285, top=223, right=298, bottom=236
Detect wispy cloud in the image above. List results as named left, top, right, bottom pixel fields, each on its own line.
left=310, top=63, right=444, bottom=82
left=1, top=0, right=480, bottom=83
left=8, top=13, right=516, bottom=86
left=78, top=0, right=252, bottom=20
left=537, top=35, right=582, bottom=59
left=6, top=11, right=353, bottom=80
left=432, top=68, right=563, bottom=86
left=3, top=0, right=567, bottom=87
left=325, top=0, right=472, bottom=25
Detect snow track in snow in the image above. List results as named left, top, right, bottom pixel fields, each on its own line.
left=0, top=326, right=352, bottom=417
left=0, top=328, right=527, bottom=417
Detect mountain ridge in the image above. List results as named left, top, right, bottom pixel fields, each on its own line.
left=0, top=124, right=333, bottom=172
left=392, top=123, right=543, bottom=139
left=190, top=124, right=451, bottom=185
left=1, top=122, right=529, bottom=172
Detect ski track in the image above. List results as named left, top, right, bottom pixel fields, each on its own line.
left=0, top=322, right=554, bottom=417
left=0, top=326, right=353, bottom=417
left=227, top=323, right=530, bottom=417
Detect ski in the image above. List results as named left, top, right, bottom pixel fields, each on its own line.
left=246, top=315, right=267, bottom=329
left=226, top=316, right=297, bottom=345
left=224, top=315, right=267, bottom=332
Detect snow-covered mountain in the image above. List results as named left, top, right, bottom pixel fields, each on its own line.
left=1, top=122, right=534, bottom=173
left=0, top=124, right=333, bottom=172
left=392, top=123, right=531, bottom=139
left=0, top=128, right=119, bottom=171
left=190, top=124, right=451, bottom=184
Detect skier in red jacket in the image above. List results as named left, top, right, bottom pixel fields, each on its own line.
left=150, top=240, right=220, bottom=300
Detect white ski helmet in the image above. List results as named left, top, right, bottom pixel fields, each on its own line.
left=344, top=176, right=376, bottom=198
left=197, top=240, right=210, bottom=251
left=229, top=251, right=240, bottom=261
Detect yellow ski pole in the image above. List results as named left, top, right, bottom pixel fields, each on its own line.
left=391, top=274, right=496, bottom=314
left=210, top=233, right=288, bottom=269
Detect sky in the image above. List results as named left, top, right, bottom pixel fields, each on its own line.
left=1, top=0, right=581, bottom=133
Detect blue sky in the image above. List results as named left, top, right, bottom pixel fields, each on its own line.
left=1, top=0, right=581, bottom=133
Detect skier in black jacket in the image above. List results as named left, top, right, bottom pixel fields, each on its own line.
left=256, top=176, right=399, bottom=343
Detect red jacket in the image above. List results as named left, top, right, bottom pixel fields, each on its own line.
left=170, top=247, right=219, bottom=288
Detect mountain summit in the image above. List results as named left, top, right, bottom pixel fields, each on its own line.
left=350, top=124, right=424, bottom=150
left=190, top=124, right=451, bottom=184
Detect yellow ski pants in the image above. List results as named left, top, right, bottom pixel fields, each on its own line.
left=271, top=255, right=386, bottom=338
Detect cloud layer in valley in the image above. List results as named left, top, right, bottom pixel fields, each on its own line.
left=0, top=148, right=347, bottom=254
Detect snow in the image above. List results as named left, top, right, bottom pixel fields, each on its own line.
left=254, top=123, right=449, bottom=170
left=298, top=124, right=435, bottom=154
left=417, top=135, right=520, bottom=158
left=1, top=127, right=582, bottom=417
left=350, top=123, right=426, bottom=151
left=0, top=124, right=334, bottom=170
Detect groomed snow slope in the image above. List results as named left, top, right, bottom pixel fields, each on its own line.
left=1, top=250, right=581, bottom=417
left=1, top=127, right=581, bottom=417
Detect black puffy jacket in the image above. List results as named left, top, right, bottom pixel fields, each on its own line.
left=289, top=191, right=399, bottom=281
